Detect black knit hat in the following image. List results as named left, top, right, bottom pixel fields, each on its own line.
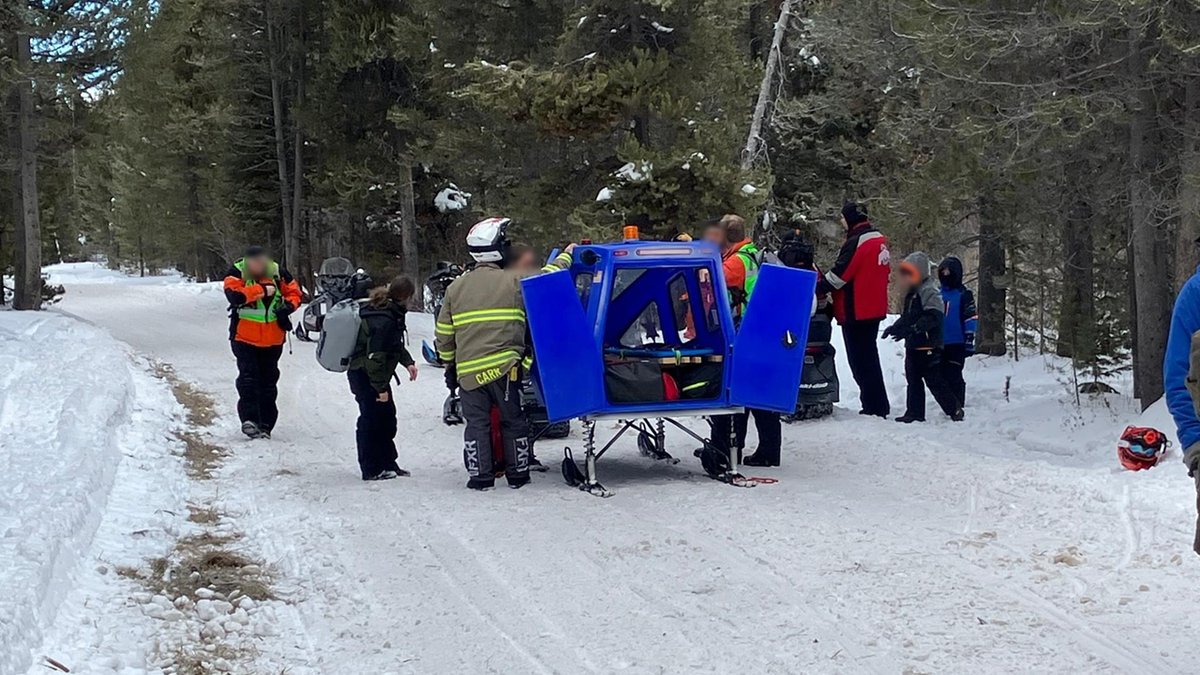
left=244, top=245, right=267, bottom=258
left=841, top=202, right=869, bottom=226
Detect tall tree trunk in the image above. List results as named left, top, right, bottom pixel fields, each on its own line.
left=398, top=164, right=419, bottom=278
left=13, top=26, right=41, bottom=310
left=266, top=5, right=294, bottom=265
left=1128, top=16, right=1170, bottom=408
left=742, top=0, right=797, bottom=171
left=289, top=24, right=305, bottom=283
left=1178, top=71, right=1200, bottom=291
left=976, top=192, right=1007, bottom=355
left=1058, top=179, right=1096, bottom=362
left=5, top=86, right=18, bottom=303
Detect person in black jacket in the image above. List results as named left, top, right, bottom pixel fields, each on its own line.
left=347, top=277, right=418, bottom=481
left=882, top=252, right=964, bottom=423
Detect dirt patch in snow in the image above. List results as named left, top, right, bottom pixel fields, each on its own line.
left=135, top=362, right=278, bottom=673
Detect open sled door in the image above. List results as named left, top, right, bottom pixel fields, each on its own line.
left=729, top=265, right=817, bottom=414
left=522, top=271, right=605, bottom=423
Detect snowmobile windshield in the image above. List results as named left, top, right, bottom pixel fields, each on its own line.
left=318, top=257, right=355, bottom=278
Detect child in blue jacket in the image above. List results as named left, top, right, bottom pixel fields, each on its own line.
left=937, top=257, right=977, bottom=406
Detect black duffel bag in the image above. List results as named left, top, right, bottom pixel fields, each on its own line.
left=605, top=361, right=665, bottom=404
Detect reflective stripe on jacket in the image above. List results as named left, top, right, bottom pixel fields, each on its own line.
left=435, top=252, right=571, bottom=391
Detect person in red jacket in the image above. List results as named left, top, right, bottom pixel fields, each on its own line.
left=816, top=202, right=892, bottom=418
left=223, top=246, right=302, bottom=439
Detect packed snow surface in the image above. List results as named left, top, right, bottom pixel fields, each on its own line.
left=8, top=261, right=1199, bottom=674
left=0, top=309, right=188, bottom=674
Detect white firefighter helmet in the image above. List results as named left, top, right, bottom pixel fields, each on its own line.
left=467, top=217, right=512, bottom=264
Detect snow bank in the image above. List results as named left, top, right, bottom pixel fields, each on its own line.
left=0, top=311, right=188, bottom=675
left=42, top=261, right=186, bottom=287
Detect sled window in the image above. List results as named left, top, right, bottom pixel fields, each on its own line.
left=667, top=274, right=697, bottom=344
left=697, top=267, right=720, bottom=333
left=618, top=301, right=663, bottom=348
left=612, top=268, right=647, bottom=300
left=574, top=272, right=592, bottom=309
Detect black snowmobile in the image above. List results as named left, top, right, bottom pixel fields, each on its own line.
left=777, top=232, right=839, bottom=422
left=421, top=260, right=466, bottom=366
left=294, top=257, right=373, bottom=342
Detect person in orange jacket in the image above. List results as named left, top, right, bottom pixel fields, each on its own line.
left=223, top=246, right=302, bottom=439
left=711, top=214, right=782, bottom=467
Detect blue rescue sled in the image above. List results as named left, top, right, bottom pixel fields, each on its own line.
left=521, top=239, right=816, bottom=495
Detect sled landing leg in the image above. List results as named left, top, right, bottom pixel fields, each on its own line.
left=636, top=418, right=679, bottom=464
left=562, top=421, right=614, bottom=498
left=669, top=417, right=763, bottom=489
left=580, top=421, right=613, bottom=497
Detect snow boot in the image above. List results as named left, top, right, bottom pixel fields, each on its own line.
left=241, top=420, right=263, bottom=439
left=950, top=408, right=965, bottom=422
left=364, top=470, right=399, bottom=481
left=391, top=465, right=412, bottom=477
left=467, top=477, right=495, bottom=491
left=742, top=452, right=779, bottom=468
left=894, top=414, right=925, bottom=424
left=507, top=474, right=531, bottom=490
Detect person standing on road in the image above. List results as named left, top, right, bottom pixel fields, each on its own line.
left=1165, top=255, right=1200, bottom=554
left=937, top=256, right=977, bottom=407
left=435, top=218, right=574, bottom=491
left=709, top=214, right=783, bottom=468
left=816, top=202, right=892, bottom=418
left=347, top=277, right=418, bottom=481
left=883, top=252, right=964, bottom=423
left=223, top=246, right=302, bottom=439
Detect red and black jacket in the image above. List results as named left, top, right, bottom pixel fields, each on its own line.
left=816, top=222, right=891, bottom=324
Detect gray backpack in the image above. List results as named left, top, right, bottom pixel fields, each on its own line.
left=316, top=299, right=364, bottom=372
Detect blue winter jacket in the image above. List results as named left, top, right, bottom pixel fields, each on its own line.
left=938, top=257, right=977, bottom=352
left=1165, top=265, right=1200, bottom=451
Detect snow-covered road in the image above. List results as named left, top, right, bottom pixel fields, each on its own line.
left=36, top=263, right=1200, bottom=674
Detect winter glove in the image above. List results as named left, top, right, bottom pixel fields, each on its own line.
left=275, top=301, right=295, bottom=331
left=964, top=331, right=977, bottom=356
left=1186, top=442, right=1200, bottom=482
left=444, top=363, right=458, bottom=392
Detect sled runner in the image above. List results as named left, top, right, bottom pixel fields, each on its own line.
left=523, top=234, right=816, bottom=496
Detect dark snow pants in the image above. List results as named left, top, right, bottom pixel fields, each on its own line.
left=904, top=348, right=961, bottom=420
left=460, top=376, right=530, bottom=485
left=842, top=320, right=890, bottom=417
left=710, top=408, right=782, bottom=463
left=232, top=341, right=283, bottom=432
left=941, top=343, right=968, bottom=407
left=347, top=368, right=401, bottom=480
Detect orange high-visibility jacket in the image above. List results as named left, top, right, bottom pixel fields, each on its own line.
left=223, top=258, right=302, bottom=347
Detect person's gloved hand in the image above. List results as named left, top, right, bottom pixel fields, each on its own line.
left=1186, top=442, right=1200, bottom=484
left=882, top=324, right=906, bottom=341
left=965, top=331, right=977, bottom=356
left=444, top=363, right=458, bottom=392
left=276, top=300, right=295, bottom=319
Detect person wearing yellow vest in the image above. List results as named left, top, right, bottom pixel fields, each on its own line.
left=223, top=246, right=302, bottom=439
left=711, top=214, right=782, bottom=468
left=435, top=218, right=574, bottom=490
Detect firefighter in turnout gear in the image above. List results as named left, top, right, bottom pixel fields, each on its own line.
left=435, top=217, right=574, bottom=490
left=223, top=246, right=302, bottom=439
